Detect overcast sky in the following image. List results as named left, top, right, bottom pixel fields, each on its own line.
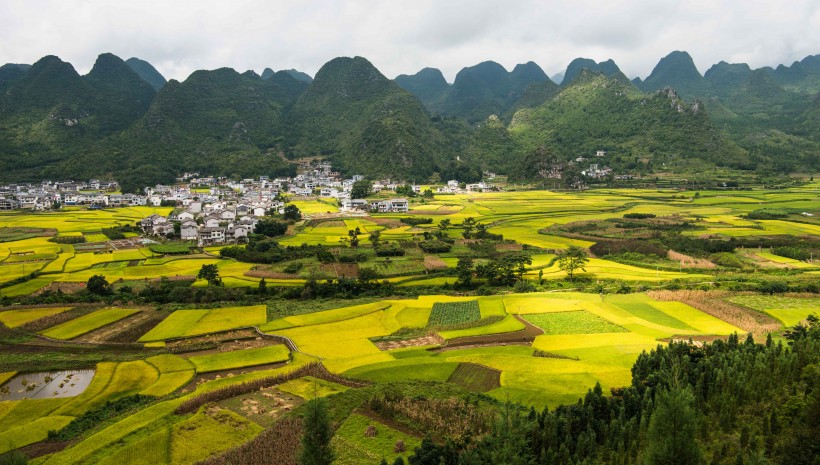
left=1, top=0, right=818, bottom=83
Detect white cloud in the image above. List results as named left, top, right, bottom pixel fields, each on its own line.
left=0, top=0, right=817, bottom=82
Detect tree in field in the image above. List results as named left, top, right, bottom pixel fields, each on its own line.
left=254, top=219, right=288, bottom=237
left=438, top=219, right=451, bottom=231
left=283, top=204, right=302, bottom=221
left=351, top=180, right=372, bottom=199
left=300, top=398, right=334, bottom=465
left=643, top=387, right=702, bottom=465
left=197, top=264, right=222, bottom=286
left=461, top=217, right=476, bottom=238
left=348, top=227, right=361, bottom=248
left=368, top=229, right=381, bottom=248
left=455, top=257, right=474, bottom=288
left=554, top=246, right=588, bottom=282
left=87, top=275, right=111, bottom=295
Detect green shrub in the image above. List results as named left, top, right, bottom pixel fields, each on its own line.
left=375, top=243, right=405, bottom=257
left=710, top=252, right=744, bottom=269
left=772, top=246, right=810, bottom=261
left=419, top=240, right=452, bottom=253
left=400, top=217, right=433, bottom=226
left=149, top=243, right=192, bottom=254
left=102, top=228, right=126, bottom=240
left=283, top=262, right=304, bottom=274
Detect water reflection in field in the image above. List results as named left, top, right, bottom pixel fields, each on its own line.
left=0, top=369, right=95, bottom=400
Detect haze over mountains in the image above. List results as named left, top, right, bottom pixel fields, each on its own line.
left=0, top=50, right=818, bottom=192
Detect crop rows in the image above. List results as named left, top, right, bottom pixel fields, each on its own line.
left=427, top=300, right=481, bottom=327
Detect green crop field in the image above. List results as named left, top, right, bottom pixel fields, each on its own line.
left=40, top=308, right=139, bottom=340
left=170, top=409, right=263, bottom=465
left=728, top=295, right=819, bottom=326
left=428, top=300, right=481, bottom=326
left=187, top=344, right=290, bottom=372
left=138, top=305, right=267, bottom=341
left=524, top=311, right=627, bottom=335
left=332, top=413, right=422, bottom=465
left=0, top=306, right=72, bottom=328
left=0, top=183, right=817, bottom=461
left=277, top=375, right=349, bottom=399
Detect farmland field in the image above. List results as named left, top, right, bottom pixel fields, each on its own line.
left=0, top=183, right=817, bottom=462
left=523, top=311, right=627, bottom=335
left=727, top=295, right=819, bottom=326
left=428, top=300, right=481, bottom=326
left=40, top=308, right=140, bottom=340
left=138, top=305, right=267, bottom=341
left=0, top=306, right=72, bottom=328
left=187, top=344, right=291, bottom=372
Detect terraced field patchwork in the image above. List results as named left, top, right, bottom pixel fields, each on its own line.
left=56, top=361, right=158, bottom=416
left=0, top=306, right=72, bottom=328
left=40, top=308, right=140, bottom=340
left=277, top=376, right=350, bottom=399
left=523, top=311, right=627, bottom=335
left=0, top=276, right=57, bottom=296
left=728, top=295, right=820, bottom=326
left=438, top=314, right=526, bottom=339
left=95, top=426, right=171, bottom=465
left=187, top=344, right=290, bottom=373
left=605, top=294, right=697, bottom=331
left=0, top=415, right=75, bottom=454
left=141, top=370, right=195, bottom=397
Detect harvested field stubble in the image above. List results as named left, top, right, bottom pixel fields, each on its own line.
left=647, top=290, right=780, bottom=337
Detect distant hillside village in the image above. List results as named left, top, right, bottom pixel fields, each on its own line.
left=0, top=161, right=505, bottom=246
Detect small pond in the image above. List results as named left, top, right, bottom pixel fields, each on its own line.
left=0, top=369, right=96, bottom=401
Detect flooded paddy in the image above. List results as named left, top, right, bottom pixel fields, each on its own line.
left=0, top=369, right=95, bottom=400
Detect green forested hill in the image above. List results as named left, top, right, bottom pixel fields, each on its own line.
left=0, top=54, right=158, bottom=182
left=639, top=51, right=714, bottom=99
left=0, top=51, right=817, bottom=189
left=288, top=56, right=451, bottom=180
left=508, top=71, right=749, bottom=173
left=125, top=57, right=167, bottom=91
left=109, top=67, right=305, bottom=191
left=394, top=67, right=450, bottom=111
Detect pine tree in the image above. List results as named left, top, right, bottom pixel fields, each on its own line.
left=643, top=387, right=702, bottom=465
left=300, top=398, right=334, bottom=465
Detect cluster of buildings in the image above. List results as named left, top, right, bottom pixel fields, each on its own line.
left=340, top=198, right=409, bottom=213
left=139, top=203, right=262, bottom=246
left=0, top=179, right=122, bottom=211
left=436, top=180, right=496, bottom=194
